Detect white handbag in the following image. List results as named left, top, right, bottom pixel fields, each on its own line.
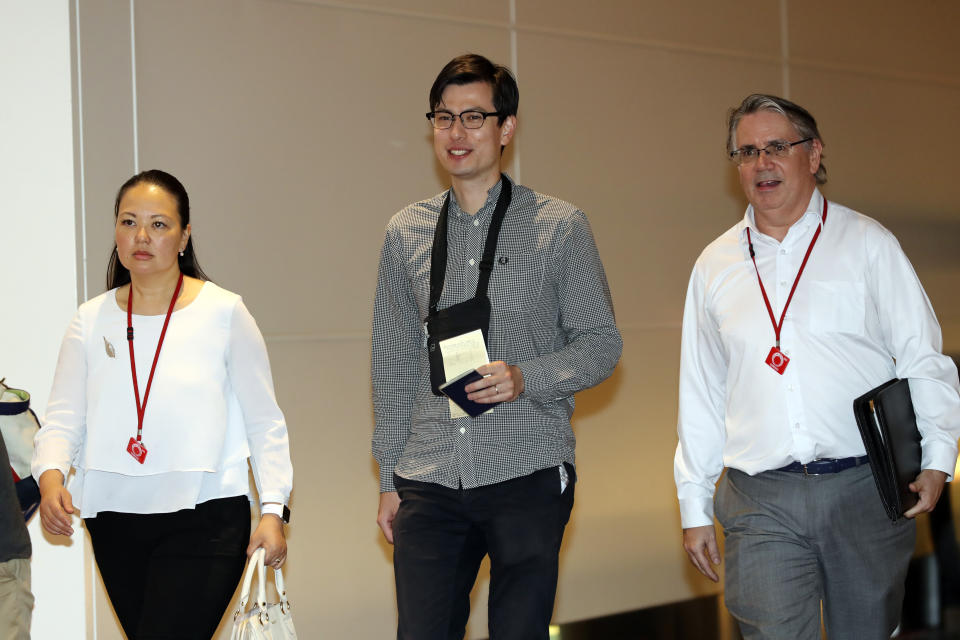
left=230, top=548, right=298, bottom=640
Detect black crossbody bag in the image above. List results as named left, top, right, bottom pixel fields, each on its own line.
left=425, top=176, right=512, bottom=395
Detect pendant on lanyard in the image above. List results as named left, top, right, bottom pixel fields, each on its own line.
left=125, top=273, right=183, bottom=463
left=746, top=200, right=828, bottom=375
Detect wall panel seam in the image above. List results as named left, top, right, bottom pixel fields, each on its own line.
left=779, top=0, right=790, bottom=97
left=263, top=0, right=511, bottom=29
left=788, top=57, right=960, bottom=89
left=264, top=332, right=369, bottom=344
left=258, top=0, right=960, bottom=89
left=129, top=0, right=139, bottom=172
left=508, top=0, right=521, bottom=185
left=262, top=0, right=780, bottom=65
left=74, top=0, right=89, bottom=305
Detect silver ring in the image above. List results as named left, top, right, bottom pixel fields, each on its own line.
left=495, top=384, right=500, bottom=393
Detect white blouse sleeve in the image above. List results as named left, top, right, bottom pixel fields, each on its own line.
left=33, top=310, right=87, bottom=479
left=227, top=299, right=293, bottom=506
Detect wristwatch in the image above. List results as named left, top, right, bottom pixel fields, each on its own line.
left=261, top=503, right=290, bottom=524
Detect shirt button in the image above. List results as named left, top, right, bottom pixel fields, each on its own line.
left=469, top=259, right=475, bottom=266
left=780, top=249, right=787, bottom=255
left=780, top=281, right=787, bottom=286
left=794, top=422, right=800, bottom=429
left=788, top=385, right=794, bottom=391
left=459, top=427, right=466, bottom=434
left=473, top=219, right=480, bottom=226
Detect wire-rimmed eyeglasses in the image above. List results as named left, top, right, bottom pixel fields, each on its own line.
left=729, top=137, right=813, bottom=165
left=426, top=110, right=502, bottom=130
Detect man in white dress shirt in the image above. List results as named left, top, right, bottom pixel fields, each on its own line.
left=675, top=93, right=960, bottom=639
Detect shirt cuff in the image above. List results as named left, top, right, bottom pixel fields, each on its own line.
left=515, top=361, right=540, bottom=397
left=379, top=464, right=397, bottom=492
left=678, top=496, right=715, bottom=529
left=922, top=440, right=959, bottom=482
left=31, top=461, right=71, bottom=482
left=515, top=360, right=564, bottom=402
left=260, top=502, right=289, bottom=523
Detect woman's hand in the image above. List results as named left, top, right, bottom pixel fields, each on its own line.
left=38, top=469, right=75, bottom=536
left=247, top=513, right=287, bottom=568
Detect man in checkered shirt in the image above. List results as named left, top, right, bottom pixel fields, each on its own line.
left=371, top=53, right=622, bottom=640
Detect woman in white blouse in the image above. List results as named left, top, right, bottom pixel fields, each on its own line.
left=33, top=170, right=293, bottom=639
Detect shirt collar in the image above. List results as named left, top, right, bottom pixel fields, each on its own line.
left=448, top=175, right=508, bottom=221
left=738, top=188, right=826, bottom=245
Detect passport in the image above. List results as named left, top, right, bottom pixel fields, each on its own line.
left=439, top=369, right=500, bottom=418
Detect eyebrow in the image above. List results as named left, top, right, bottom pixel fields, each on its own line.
left=435, top=106, right=491, bottom=113
left=738, top=139, right=789, bottom=150
left=118, top=211, right=173, bottom=219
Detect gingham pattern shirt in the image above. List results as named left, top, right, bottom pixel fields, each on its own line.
left=372, top=176, right=622, bottom=492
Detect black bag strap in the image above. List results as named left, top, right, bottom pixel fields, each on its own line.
left=428, top=175, right=513, bottom=316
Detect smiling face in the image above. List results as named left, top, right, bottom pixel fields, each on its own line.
left=735, top=110, right=822, bottom=232
left=115, top=182, right=190, bottom=281
left=432, top=81, right=516, bottom=190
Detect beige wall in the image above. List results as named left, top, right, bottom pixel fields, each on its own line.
left=70, top=1, right=960, bottom=638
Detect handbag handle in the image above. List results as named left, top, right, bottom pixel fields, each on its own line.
left=237, top=548, right=267, bottom=614
left=234, top=548, right=292, bottom=618
left=273, top=556, right=291, bottom=614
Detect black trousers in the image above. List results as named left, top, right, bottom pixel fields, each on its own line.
left=84, top=495, right=250, bottom=640
left=393, top=464, right=576, bottom=640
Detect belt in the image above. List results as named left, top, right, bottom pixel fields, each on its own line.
left=776, top=455, right=870, bottom=476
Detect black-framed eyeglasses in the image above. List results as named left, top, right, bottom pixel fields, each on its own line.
left=729, top=137, right=813, bottom=165
left=426, top=110, right=501, bottom=130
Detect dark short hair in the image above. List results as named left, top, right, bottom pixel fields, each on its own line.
left=727, top=94, right=827, bottom=185
left=106, top=169, right=210, bottom=289
left=429, top=53, right=519, bottom=126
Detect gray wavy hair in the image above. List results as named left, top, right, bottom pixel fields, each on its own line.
left=727, top=94, right=827, bottom=185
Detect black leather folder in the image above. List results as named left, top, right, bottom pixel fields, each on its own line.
left=853, top=378, right=922, bottom=522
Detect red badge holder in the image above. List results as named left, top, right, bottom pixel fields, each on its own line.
left=765, top=346, right=790, bottom=375
left=127, top=437, right=148, bottom=464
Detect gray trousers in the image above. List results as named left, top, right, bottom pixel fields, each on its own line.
left=715, top=464, right=915, bottom=640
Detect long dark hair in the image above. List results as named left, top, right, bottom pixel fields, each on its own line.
left=106, top=169, right=210, bottom=289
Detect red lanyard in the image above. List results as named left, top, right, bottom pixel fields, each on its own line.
left=746, top=199, right=828, bottom=350
left=126, top=272, right=183, bottom=462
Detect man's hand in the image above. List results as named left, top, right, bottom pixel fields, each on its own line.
left=466, top=361, right=524, bottom=404
left=38, top=469, right=75, bottom=536
left=683, top=524, right=721, bottom=582
left=904, top=469, right=948, bottom=518
left=377, top=491, right=401, bottom=544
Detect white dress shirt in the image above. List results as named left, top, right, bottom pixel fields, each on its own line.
left=33, top=282, right=293, bottom=518
left=675, top=189, right=960, bottom=528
